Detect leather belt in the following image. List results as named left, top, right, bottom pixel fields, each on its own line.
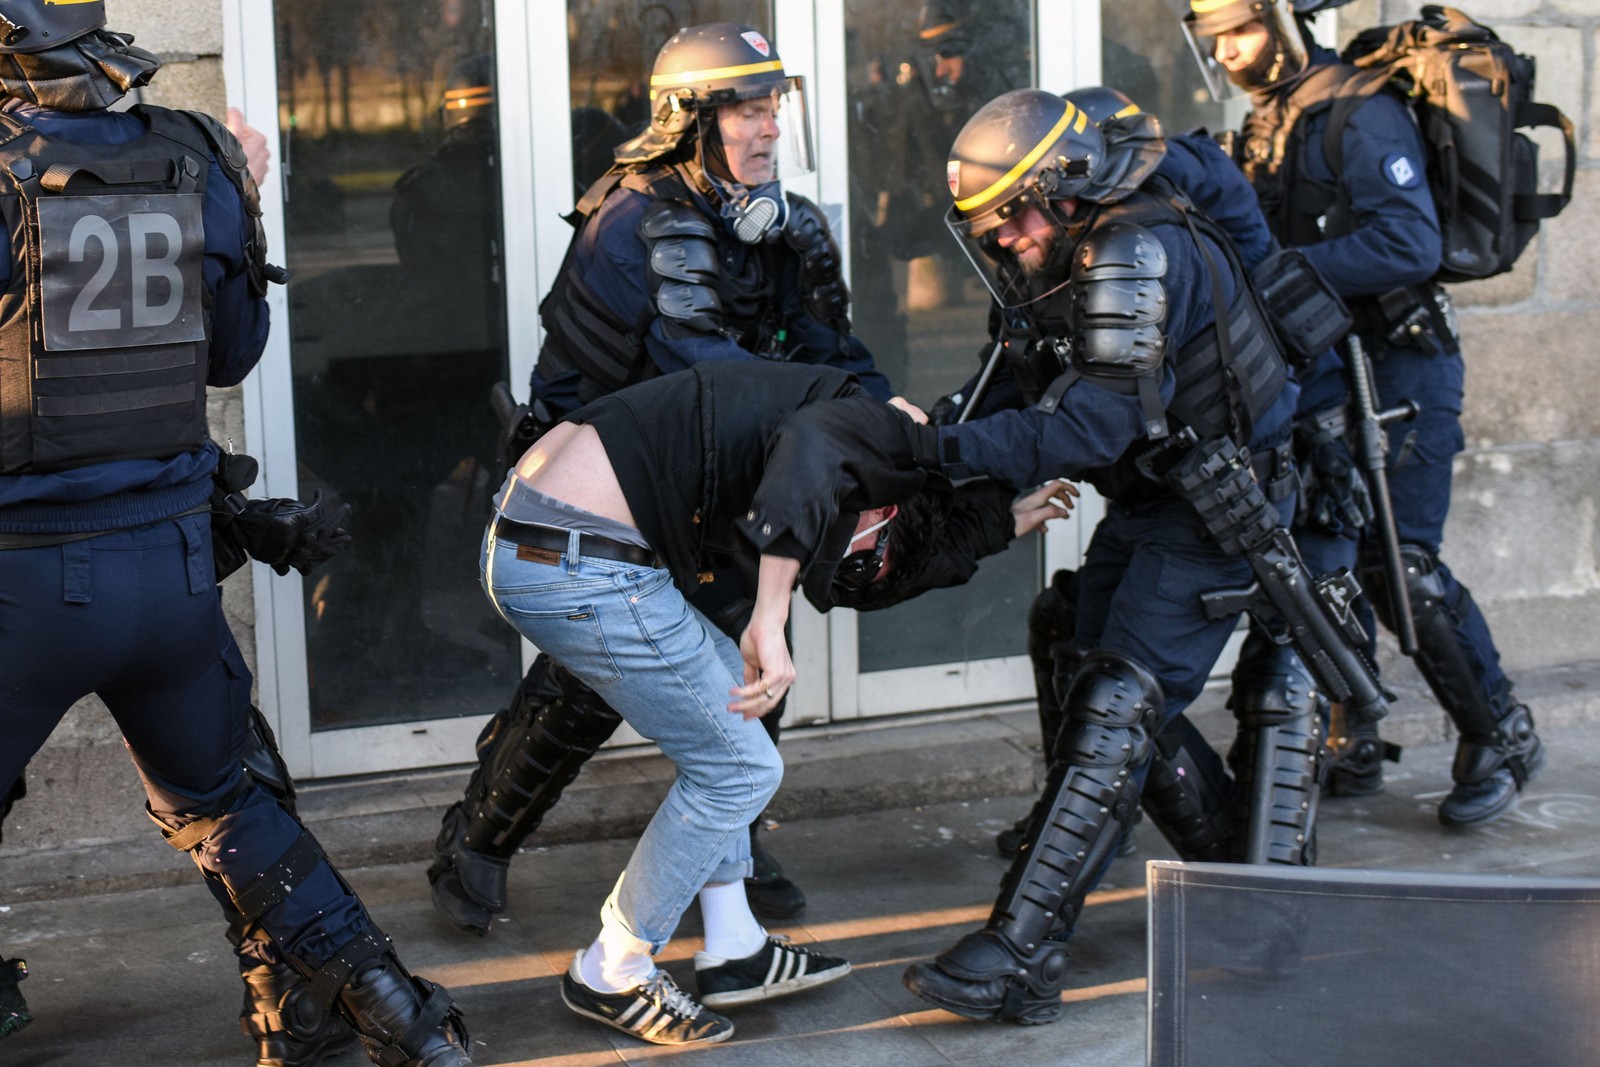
left=492, top=515, right=660, bottom=568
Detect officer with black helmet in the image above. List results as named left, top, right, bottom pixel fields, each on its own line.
left=899, top=87, right=1303, bottom=1025
left=1188, top=0, right=1544, bottom=825
left=0, top=3, right=471, bottom=1064
left=430, top=23, right=901, bottom=944
left=985, top=84, right=1287, bottom=862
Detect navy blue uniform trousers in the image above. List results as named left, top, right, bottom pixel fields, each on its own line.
left=0, top=515, right=367, bottom=969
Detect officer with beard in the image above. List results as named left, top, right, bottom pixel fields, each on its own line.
left=899, top=87, right=1303, bottom=1024
left=0, top=4, right=470, bottom=1064
left=1186, top=0, right=1543, bottom=825
left=429, top=23, right=904, bottom=941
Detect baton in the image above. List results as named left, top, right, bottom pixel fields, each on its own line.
left=955, top=338, right=1005, bottom=424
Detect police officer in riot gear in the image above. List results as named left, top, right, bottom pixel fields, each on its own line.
left=900, top=87, right=1308, bottom=1024
left=989, top=84, right=1289, bottom=861
left=430, top=23, right=899, bottom=938
left=0, top=4, right=471, bottom=1064
left=1191, top=0, right=1543, bottom=825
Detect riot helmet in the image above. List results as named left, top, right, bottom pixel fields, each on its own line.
left=944, top=88, right=1104, bottom=309
left=1182, top=0, right=1308, bottom=99
left=441, top=54, right=494, bottom=131
left=1062, top=86, right=1141, bottom=125
left=914, top=0, right=978, bottom=109
left=0, top=0, right=104, bottom=54
left=613, top=23, right=814, bottom=242
left=1063, top=86, right=1167, bottom=205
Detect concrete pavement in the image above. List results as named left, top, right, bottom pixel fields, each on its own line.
left=6, top=684, right=1600, bottom=1067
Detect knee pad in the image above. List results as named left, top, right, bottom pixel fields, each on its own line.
left=1228, top=626, right=1320, bottom=730
left=461, top=659, right=622, bottom=857
left=1051, top=649, right=1162, bottom=769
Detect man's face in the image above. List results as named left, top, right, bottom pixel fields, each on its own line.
left=995, top=202, right=1061, bottom=274
left=717, top=95, right=781, bottom=185
left=1214, top=19, right=1271, bottom=74
left=932, top=51, right=966, bottom=87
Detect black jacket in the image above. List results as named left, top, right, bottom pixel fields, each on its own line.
left=568, top=362, right=1009, bottom=607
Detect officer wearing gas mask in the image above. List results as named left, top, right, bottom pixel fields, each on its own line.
left=430, top=23, right=901, bottom=941
left=900, top=87, right=1304, bottom=1025
left=0, top=4, right=471, bottom=1065
left=1187, top=0, right=1543, bottom=825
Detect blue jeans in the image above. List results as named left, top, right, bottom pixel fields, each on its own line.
left=481, top=522, right=782, bottom=952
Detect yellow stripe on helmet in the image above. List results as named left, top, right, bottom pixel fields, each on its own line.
left=1113, top=102, right=1141, bottom=119
left=954, top=102, right=1079, bottom=213
left=43, top=0, right=102, bottom=5
left=919, top=21, right=958, bottom=40
left=1189, top=0, right=1244, bottom=13
left=650, top=59, right=784, bottom=88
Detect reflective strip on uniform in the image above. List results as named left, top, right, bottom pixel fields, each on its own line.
left=650, top=59, right=783, bottom=88
left=953, top=101, right=1080, bottom=213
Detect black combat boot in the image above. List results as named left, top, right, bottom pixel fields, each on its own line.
left=428, top=803, right=508, bottom=936
left=1438, top=701, right=1544, bottom=827
left=903, top=930, right=1070, bottom=1024
left=335, top=951, right=471, bottom=1067
left=1323, top=715, right=1399, bottom=796
left=241, top=957, right=358, bottom=1067
left=0, top=957, right=30, bottom=1038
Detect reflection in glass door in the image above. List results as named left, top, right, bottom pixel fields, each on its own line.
left=275, top=0, right=519, bottom=730
left=844, top=1, right=1041, bottom=689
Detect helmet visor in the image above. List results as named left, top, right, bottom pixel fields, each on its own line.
left=1182, top=1, right=1306, bottom=100
left=946, top=196, right=1073, bottom=310
left=708, top=75, right=814, bottom=183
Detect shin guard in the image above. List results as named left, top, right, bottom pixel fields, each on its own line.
left=1227, top=628, right=1323, bottom=864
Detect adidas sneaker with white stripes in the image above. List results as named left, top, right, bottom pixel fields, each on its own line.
left=695, top=934, right=851, bottom=1008
left=560, top=950, right=733, bottom=1045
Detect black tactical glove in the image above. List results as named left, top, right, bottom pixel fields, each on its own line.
left=235, top=493, right=352, bottom=576
left=928, top=393, right=961, bottom=426
left=1295, top=420, right=1375, bottom=534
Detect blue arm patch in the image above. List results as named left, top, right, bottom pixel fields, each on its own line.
left=1384, top=153, right=1421, bottom=189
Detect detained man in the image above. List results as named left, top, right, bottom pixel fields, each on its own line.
left=478, top=360, right=1071, bottom=1044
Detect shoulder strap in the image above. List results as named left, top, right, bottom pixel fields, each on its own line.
left=1319, top=68, right=1398, bottom=174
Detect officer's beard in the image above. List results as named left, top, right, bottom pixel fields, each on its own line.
left=0, top=30, right=161, bottom=111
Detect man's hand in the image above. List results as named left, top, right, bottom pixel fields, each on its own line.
left=889, top=395, right=928, bottom=424
left=729, top=554, right=801, bottom=719
left=1011, top=479, right=1079, bottom=536
left=226, top=107, right=271, bottom=186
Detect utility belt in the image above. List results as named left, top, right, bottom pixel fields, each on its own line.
left=1351, top=282, right=1458, bottom=356
left=491, top=514, right=662, bottom=569
left=1110, top=434, right=1297, bottom=511
left=0, top=500, right=210, bottom=550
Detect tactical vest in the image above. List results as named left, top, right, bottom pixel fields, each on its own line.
left=1238, top=64, right=1372, bottom=252
left=536, top=163, right=847, bottom=404
left=1036, top=182, right=1288, bottom=500
left=0, top=105, right=214, bottom=475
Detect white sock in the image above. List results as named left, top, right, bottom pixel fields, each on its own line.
left=698, top=880, right=767, bottom=961
left=578, top=934, right=655, bottom=994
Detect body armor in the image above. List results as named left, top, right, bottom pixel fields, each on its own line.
left=1033, top=182, right=1288, bottom=500
left=0, top=105, right=216, bottom=474
left=536, top=164, right=849, bottom=402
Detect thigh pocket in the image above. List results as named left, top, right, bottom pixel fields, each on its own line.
left=501, top=602, right=624, bottom=687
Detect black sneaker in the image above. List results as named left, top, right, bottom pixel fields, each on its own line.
left=695, top=935, right=851, bottom=1008
left=560, top=953, right=733, bottom=1046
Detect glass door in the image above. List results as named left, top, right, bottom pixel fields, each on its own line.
left=835, top=0, right=1048, bottom=717
left=269, top=0, right=519, bottom=763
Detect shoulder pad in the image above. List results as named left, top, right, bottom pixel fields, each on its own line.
left=782, top=192, right=850, bottom=331
left=782, top=192, right=829, bottom=249
left=1070, top=222, right=1168, bottom=379
left=638, top=198, right=717, bottom=241
left=1071, top=221, right=1168, bottom=283
left=182, top=109, right=249, bottom=177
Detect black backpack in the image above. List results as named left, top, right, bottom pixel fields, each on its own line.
left=1326, top=5, right=1574, bottom=283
